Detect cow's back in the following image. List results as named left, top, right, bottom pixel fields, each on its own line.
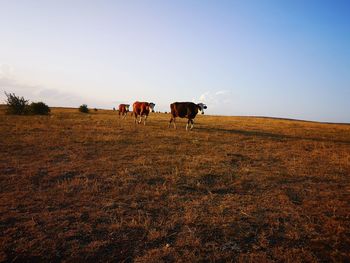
left=171, top=102, right=198, bottom=118
left=171, top=103, right=186, bottom=118
left=133, top=102, right=149, bottom=116
left=119, top=104, right=125, bottom=112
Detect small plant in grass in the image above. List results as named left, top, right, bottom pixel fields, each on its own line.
left=29, top=102, right=50, bottom=115
left=94, top=108, right=98, bottom=112
left=79, top=104, right=89, bottom=113
left=4, top=92, right=29, bottom=115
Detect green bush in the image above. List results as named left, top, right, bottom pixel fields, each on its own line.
left=29, top=102, right=50, bottom=115
left=5, top=92, right=29, bottom=115
left=79, top=104, right=89, bottom=113
left=5, top=92, right=51, bottom=116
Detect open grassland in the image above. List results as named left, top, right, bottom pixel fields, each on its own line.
left=1, top=107, right=350, bottom=262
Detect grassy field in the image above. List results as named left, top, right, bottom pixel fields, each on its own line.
left=1, top=106, right=350, bottom=262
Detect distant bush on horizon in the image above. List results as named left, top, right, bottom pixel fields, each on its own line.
left=5, top=92, right=51, bottom=116
left=29, top=102, right=50, bottom=115
left=5, top=92, right=29, bottom=115
left=79, top=104, right=89, bottom=113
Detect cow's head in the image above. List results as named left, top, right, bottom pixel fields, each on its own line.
left=125, top=104, right=130, bottom=111
left=148, top=103, right=155, bottom=113
left=197, top=103, right=207, bottom=114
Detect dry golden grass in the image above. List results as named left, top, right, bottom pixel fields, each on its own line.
left=0, top=106, right=349, bottom=262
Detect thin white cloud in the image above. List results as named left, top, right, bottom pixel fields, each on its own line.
left=197, top=90, right=236, bottom=115
left=0, top=73, right=84, bottom=107
left=215, top=90, right=229, bottom=95
left=0, top=64, right=14, bottom=79
left=199, top=91, right=210, bottom=102
left=198, top=90, right=233, bottom=105
left=0, top=64, right=129, bottom=109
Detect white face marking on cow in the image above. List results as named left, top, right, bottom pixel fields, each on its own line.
left=125, top=105, right=130, bottom=111
left=197, top=103, right=207, bottom=114
left=149, top=103, right=155, bottom=113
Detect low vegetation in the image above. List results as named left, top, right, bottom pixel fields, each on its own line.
left=28, top=102, right=51, bottom=115
left=4, top=92, right=50, bottom=115
left=4, top=92, right=29, bottom=115
left=79, top=104, right=89, bottom=113
left=0, top=106, right=349, bottom=262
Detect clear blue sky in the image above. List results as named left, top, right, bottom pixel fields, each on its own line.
left=0, top=0, right=349, bottom=122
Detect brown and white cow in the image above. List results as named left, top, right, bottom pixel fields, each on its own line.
left=132, top=101, right=155, bottom=125
left=169, top=102, right=207, bottom=130
left=118, top=104, right=130, bottom=119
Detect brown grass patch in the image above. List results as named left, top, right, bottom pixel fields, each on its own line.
left=1, top=106, right=349, bottom=261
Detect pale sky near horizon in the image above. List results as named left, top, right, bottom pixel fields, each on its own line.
left=0, top=0, right=349, bottom=122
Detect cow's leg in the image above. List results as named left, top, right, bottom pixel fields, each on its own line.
left=169, top=117, right=172, bottom=128
left=186, top=119, right=191, bottom=131
left=122, top=112, right=127, bottom=120
left=144, top=115, right=148, bottom=125
left=138, top=115, right=142, bottom=124
left=137, top=112, right=142, bottom=124
left=134, top=114, right=138, bottom=124
left=190, top=119, right=194, bottom=130
left=169, top=117, right=176, bottom=129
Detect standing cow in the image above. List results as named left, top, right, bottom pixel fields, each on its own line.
left=118, top=104, right=130, bottom=119
left=132, top=101, right=155, bottom=125
left=169, top=102, right=207, bottom=130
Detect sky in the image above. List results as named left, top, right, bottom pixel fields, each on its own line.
left=0, top=0, right=349, bottom=122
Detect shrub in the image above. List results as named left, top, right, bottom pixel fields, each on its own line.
left=94, top=108, right=98, bottom=112
left=29, top=102, right=50, bottom=115
left=5, top=92, right=29, bottom=115
left=79, top=104, right=89, bottom=113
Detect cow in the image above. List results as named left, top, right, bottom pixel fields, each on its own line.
left=169, top=102, right=207, bottom=130
left=132, top=101, right=155, bottom=125
left=118, top=104, right=130, bottom=119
